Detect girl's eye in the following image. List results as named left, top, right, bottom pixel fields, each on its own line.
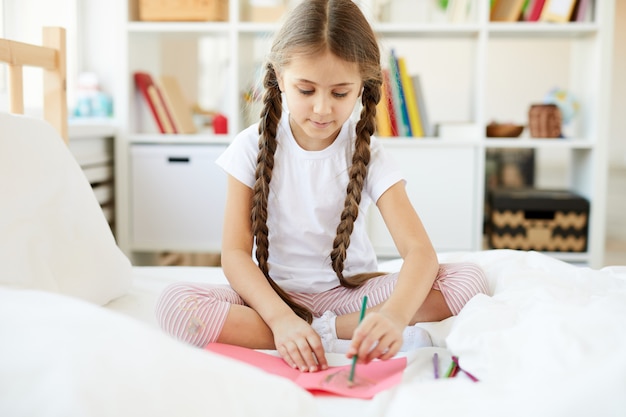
left=298, top=89, right=314, bottom=96
left=333, top=92, right=349, bottom=98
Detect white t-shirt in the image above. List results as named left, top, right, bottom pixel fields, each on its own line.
left=215, top=113, right=404, bottom=293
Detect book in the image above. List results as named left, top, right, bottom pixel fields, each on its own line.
left=540, top=0, right=577, bottom=22
left=490, top=0, right=525, bottom=22
left=382, top=69, right=399, bottom=137
left=525, top=0, right=546, bottom=21
left=158, top=75, right=197, bottom=134
left=397, top=56, right=424, bottom=137
left=388, top=49, right=411, bottom=137
left=134, top=72, right=176, bottom=134
left=411, top=74, right=432, bottom=137
left=205, top=343, right=407, bottom=399
left=573, top=0, right=592, bottom=22
left=375, top=75, right=393, bottom=137
left=447, top=0, right=471, bottom=23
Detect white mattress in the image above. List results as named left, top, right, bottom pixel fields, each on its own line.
left=3, top=250, right=626, bottom=417
left=100, top=250, right=626, bottom=417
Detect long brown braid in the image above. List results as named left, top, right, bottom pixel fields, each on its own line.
left=252, top=0, right=384, bottom=323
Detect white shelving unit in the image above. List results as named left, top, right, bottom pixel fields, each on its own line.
left=115, top=0, right=614, bottom=268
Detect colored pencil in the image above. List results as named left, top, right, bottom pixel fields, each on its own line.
left=348, top=295, right=368, bottom=387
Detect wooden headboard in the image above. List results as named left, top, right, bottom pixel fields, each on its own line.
left=0, top=27, right=68, bottom=142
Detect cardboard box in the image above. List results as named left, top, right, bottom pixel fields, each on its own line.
left=488, top=188, right=589, bottom=252
left=244, top=1, right=286, bottom=22
left=138, top=0, right=228, bottom=22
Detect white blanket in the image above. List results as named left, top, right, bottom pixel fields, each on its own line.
left=2, top=250, right=626, bottom=417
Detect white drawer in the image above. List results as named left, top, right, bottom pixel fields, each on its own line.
left=131, top=144, right=228, bottom=251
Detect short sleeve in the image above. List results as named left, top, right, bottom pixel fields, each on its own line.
left=215, top=124, right=260, bottom=188
left=366, top=136, right=405, bottom=203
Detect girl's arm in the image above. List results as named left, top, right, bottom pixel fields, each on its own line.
left=221, top=175, right=327, bottom=372
left=375, top=180, right=439, bottom=324
left=350, top=181, right=440, bottom=361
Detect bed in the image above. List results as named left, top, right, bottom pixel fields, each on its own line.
left=2, top=28, right=626, bottom=417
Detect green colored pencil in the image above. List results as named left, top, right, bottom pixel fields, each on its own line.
left=348, top=295, right=368, bottom=386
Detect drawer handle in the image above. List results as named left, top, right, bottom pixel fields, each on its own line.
left=168, top=157, right=190, bottom=163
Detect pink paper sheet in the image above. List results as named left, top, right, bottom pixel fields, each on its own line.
left=205, top=343, right=407, bottom=399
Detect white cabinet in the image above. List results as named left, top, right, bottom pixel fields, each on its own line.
left=114, top=0, right=615, bottom=268
left=369, top=142, right=479, bottom=257
left=130, top=144, right=227, bottom=251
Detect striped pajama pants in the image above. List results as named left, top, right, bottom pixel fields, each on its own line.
left=155, top=262, right=488, bottom=348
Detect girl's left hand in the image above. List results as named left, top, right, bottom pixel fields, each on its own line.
left=346, top=311, right=404, bottom=363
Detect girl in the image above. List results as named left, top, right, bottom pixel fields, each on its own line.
left=156, top=0, right=488, bottom=373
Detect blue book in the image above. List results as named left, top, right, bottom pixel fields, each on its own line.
left=388, top=49, right=412, bottom=137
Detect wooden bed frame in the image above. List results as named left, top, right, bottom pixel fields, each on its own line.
left=0, top=27, right=67, bottom=142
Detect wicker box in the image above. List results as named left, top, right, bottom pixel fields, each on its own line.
left=138, top=0, right=228, bottom=22
left=528, top=104, right=562, bottom=138
left=488, top=188, right=589, bottom=252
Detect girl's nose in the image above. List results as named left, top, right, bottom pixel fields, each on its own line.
left=313, top=94, right=331, bottom=115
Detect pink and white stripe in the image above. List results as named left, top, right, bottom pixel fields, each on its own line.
left=155, top=262, right=488, bottom=347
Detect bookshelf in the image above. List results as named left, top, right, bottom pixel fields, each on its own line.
left=114, top=0, right=614, bottom=268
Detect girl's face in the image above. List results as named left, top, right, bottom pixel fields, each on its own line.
left=277, top=50, right=362, bottom=151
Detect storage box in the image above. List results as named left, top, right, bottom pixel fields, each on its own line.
left=243, top=1, right=287, bottom=22
left=528, top=104, right=562, bottom=138
left=138, top=0, right=228, bottom=22
left=488, top=188, right=589, bottom=252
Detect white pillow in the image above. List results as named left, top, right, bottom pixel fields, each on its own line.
left=0, top=113, right=131, bottom=305
left=0, top=287, right=318, bottom=417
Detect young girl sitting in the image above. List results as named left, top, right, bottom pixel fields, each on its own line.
left=156, top=0, right=488, bottom=373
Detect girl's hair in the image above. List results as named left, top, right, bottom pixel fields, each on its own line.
left=251, top=0, right=384, bottom=323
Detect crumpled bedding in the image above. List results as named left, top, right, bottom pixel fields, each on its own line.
left=2, top=249, right=625, bottom=417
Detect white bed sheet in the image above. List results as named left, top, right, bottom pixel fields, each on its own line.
left=103, top=249, right=626, bottom=417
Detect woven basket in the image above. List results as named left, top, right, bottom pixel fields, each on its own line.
left=528, top=104, right=561, bottom=138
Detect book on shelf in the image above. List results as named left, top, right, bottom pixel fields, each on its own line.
left=381, top=68, right=399, bottom=137
left=375, top=72, right=393, bottom=137
left=388, top=49, right=412, bottom=137
left=524, top=0, right=547, bottom=21
left=522, top=0, right=590, bottom=22
left=411, top=74, right=433, bottom=137
left=446, top=0, right=472, bottom=23
left=377, top=51, right=432, bottom=139
left=540, top=0, right=578, bottom=22
left=158, top=75, right=197, bottom=134
left=490, top=0, right=525, bottom=22
left=134, top=71, right=177, bottom=134
left=397, top=56, right=424, bottom=137
left=571, top=0, right=593, bottom=22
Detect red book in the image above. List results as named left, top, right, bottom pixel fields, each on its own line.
left=382, top=69, right=399, bottom=137
left=527, top=0, right=546, bottom=21
left=134, top=72, right=177, bottom=133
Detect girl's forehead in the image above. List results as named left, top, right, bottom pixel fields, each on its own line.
left=283, top=51, right=361, bottom=84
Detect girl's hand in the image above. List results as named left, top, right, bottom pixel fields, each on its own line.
left=271, top=315, right=328, bottom=372
left=347, top=311, right=404, bottom=363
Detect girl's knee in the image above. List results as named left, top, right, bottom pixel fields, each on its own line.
left=155, top=283, right=239, bottom=347
left=435, top=262, right=489, bottom=315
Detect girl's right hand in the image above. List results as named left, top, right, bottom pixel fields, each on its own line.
left=271, top=316, right=328, bottom=372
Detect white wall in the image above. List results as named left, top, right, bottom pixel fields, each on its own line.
left=610, top=1, right=626, bottom=167
left=1, top=0, right=78, bottom=113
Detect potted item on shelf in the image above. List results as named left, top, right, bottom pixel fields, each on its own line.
left=486, top=122, right=524, bottom=138
left=528, top=104, right=562, bottom=138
